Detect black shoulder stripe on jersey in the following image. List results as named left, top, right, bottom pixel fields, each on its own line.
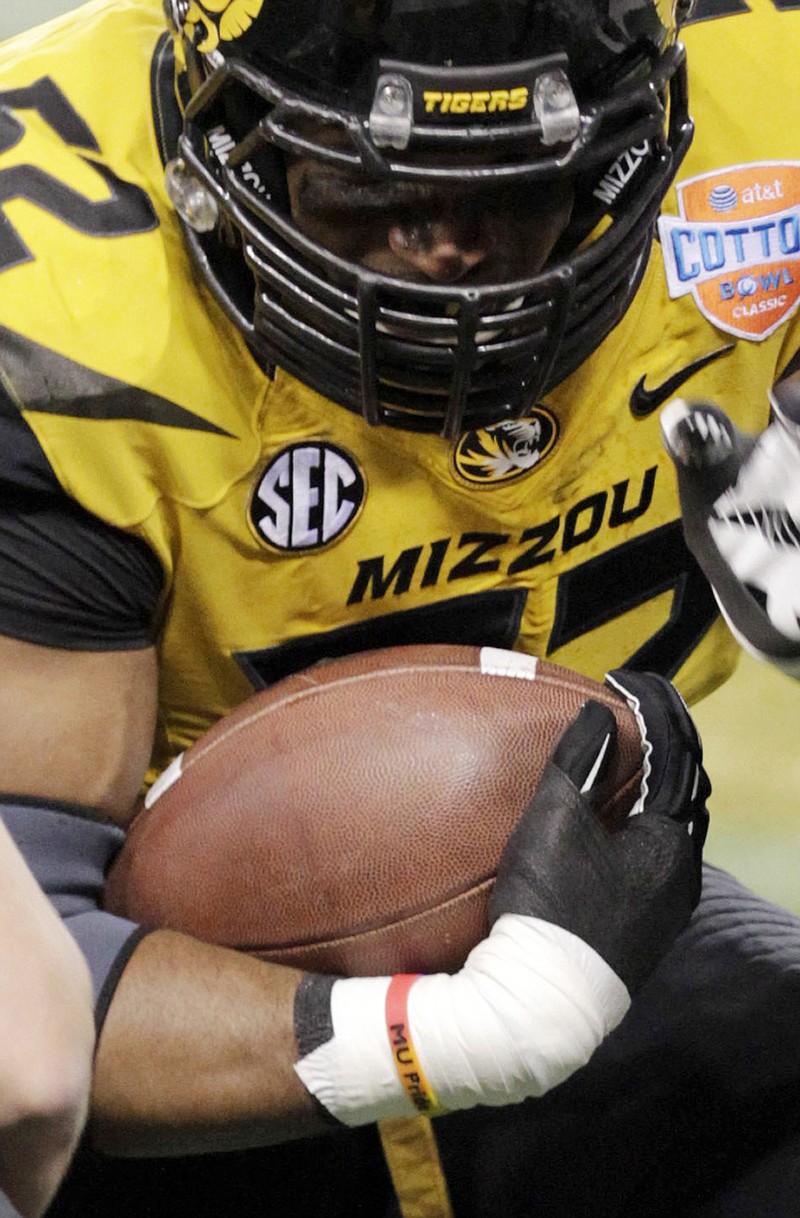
left=0, top=325, right=234, bottom=435
left=0, top=384, right=70, bottom=494
left=150, top=31, right=183, bottom=169
left=0, top=395, right=164, bottom=650
left=0, top=381, right=136, bottom=497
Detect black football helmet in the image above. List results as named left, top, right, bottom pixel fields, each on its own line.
left=165, top=0, right=694, bottom=437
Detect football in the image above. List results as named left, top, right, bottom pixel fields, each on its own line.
left=105, top=645, right=645, bottom=977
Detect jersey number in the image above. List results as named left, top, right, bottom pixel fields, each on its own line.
left=236, top=521, right=718, bottom=688
left=0, top=77, right=158, bottom=273
left=687, top=0, right=799, bottom=19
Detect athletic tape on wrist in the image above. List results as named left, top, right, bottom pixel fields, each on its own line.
left=294, top=918, right=629, bottom=1127
left=385, top=974, right=444, bottom=1116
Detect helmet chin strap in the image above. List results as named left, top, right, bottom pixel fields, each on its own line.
left=166, top=0, right=192, bottom=35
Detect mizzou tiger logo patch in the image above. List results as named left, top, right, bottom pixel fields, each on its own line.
left=453, top=407, right=559, bottom=486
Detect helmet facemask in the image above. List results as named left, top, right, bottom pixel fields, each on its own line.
left=167, top=1, right=693, bottom=437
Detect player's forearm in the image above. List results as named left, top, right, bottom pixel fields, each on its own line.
left=89, top=930, right=328, bottom=1157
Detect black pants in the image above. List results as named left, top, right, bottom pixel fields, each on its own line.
left=48, top=866, right=800, bottom=1217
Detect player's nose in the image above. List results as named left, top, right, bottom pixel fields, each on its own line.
left=388, top=218, right=488, bottom=284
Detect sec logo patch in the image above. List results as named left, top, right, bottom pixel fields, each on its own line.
left=659, top=161, right=800, bottom=341
left=250, top=442, right=366, bottom=551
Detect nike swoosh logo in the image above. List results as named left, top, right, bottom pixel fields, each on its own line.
left=629, top=344, right=735, bottom=418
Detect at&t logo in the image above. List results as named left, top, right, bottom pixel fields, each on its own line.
left=250, top=442, right=366, bottom=551
left=659, top=161, right=800, bottom=340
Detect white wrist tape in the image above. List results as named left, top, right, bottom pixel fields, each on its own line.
left=294, top=914, right=630, bottom=1127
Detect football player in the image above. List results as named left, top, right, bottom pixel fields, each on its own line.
left=0, top=1, right=798, bottom=1216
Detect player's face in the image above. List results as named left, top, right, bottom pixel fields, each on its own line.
left=284, top=129, right=574, bottom=287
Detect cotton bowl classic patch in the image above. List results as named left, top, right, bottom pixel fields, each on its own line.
left=658, top=162, right=800, bottom=341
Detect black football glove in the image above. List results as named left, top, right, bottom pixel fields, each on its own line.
left=661, top=382, right=800, bottom=678
left=489, top=670, right=710, bottom=993
left=295, top=670, right=708, bottom=1123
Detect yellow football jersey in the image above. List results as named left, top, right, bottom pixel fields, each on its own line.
left=0, top=0, right=799, bottom=788
left=2, top=4, right=800, bottom=1218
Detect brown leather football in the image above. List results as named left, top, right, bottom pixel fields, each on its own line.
left=105, top=645, right=644, bottom=977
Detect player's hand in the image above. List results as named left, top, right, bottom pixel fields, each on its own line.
left=661, top=382, right=800, bottom=679
left=295, top=677, right=706, bottom=1120
left=489, top=670, right=709, bottom=993
left=295, top=671, right=710, bottom=1125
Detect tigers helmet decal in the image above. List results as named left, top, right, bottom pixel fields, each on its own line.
left=179, top=1, right=266, bottom=55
